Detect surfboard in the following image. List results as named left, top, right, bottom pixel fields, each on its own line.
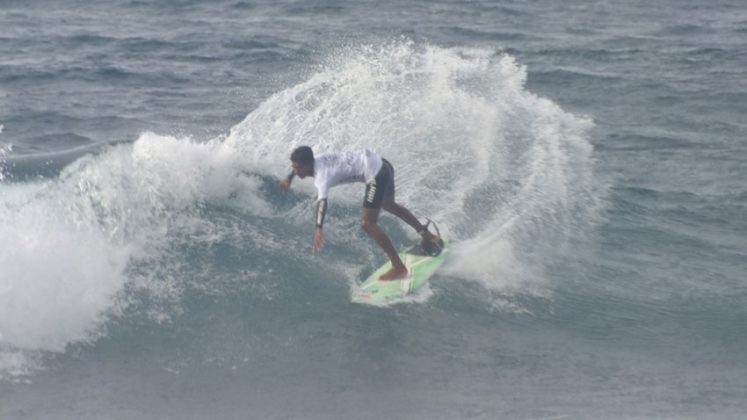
left=351, top=238, right=448, bottom=306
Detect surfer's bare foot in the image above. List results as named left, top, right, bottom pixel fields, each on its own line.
left=380, top=266, right=408, bottom=281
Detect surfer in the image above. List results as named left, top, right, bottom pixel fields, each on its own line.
left=280, top=146, right=441, bottom=280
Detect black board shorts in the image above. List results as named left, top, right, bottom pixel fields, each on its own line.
left=363, top=159, right=395, bottom=209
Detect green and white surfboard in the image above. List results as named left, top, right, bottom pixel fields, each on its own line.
left=352, top=238, right=448, bottom=306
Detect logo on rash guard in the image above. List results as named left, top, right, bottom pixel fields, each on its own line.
left=366, top=181, right=377, bottom=203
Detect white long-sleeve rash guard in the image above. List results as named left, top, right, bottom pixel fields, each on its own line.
left=313, top=149, right=383, bottom=201
left=312, top=149, right=383, bottom=228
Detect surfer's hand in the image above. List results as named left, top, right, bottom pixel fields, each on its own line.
left=279, top=178, right=291, bottom=192
left=313, top=228, right=325, bottom=253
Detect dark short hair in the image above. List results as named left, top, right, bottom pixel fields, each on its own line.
left=290, top=146, right=314, bottom=165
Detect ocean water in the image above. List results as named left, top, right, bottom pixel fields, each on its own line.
left=1, top=0, right=746, bottom=418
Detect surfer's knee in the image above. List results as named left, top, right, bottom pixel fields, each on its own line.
left=381, top=196, right=396, bottom=212
left=361, top=207, right=380, bottom=233
left=361, top=219, right=377, bottom=234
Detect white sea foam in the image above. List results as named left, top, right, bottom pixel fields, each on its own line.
left=225, top=40, right=600, bottom=298
left=0, top=141, right=10, bottom=182
left=0, top=349, right=41, bottom=382
left=0, top=132, right=272, bottom=378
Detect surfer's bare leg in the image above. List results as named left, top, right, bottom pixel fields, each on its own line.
left=382, top=196, right=439, bottom=243
left=362, top=207, right=408, bottom=281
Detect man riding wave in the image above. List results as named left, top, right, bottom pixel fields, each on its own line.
left=280, top=146, right=442, bottom=281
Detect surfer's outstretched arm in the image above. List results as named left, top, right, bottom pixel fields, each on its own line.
left=312, top=198, right=327, bottom=252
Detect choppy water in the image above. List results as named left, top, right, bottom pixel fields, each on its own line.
left=1, top=1, right=746, bottom=419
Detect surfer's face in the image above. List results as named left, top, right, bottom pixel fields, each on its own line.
left=292, top=161, right=314, bottom=178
